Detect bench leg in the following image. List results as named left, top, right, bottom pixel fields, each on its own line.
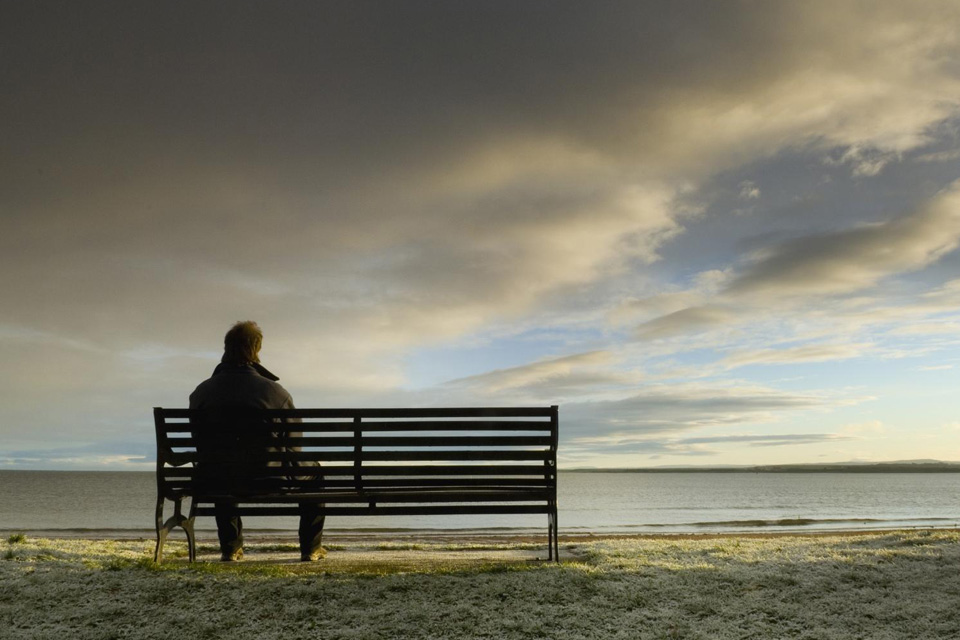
left=154, top=497, right=166, bottom=563
left=549, top=505, right=559, bottom=563
left=547, top=509, right=555, bottom=562
left=154, top=496, right=192, bottom=564
left=185, top=499, right=198, bottom=563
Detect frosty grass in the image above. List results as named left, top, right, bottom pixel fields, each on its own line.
left=3, top=530, right=960, bottom=639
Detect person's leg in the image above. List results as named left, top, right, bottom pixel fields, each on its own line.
left=298, top=503, right=325, bottom=560
left=215, top=502, right=243, bottom=559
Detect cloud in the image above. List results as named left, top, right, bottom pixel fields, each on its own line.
left=610, top=291, right=706, bottom=326
left=635, top=306, right=738, bottom=340
left=840, top=420, right=886, bottom=436
left=676, top=433, right=850, bottom=447
left=3, top=2, right=960, bottom=463
left=889, top=322, right=960, bottom=336
left=738, top=181, right=761, bottom=200
left=0, top=442, right=153, bottom=470
left=443, top=350, right=636, bottom=398
left=726, top=182, right=960, bottom=299
left=628, top=182, right=960, bottom=356
left=823, top=146, right=901, bottom=177
left=913, top=149, right=960, bottom=163
left=563, top=383, right=834, bottom=442
left=4, top=2, right=960, bottom=358
left=722, top=342, right=872, bottom=368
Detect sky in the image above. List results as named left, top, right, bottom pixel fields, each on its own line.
left=2, top=1, right=960, bottom=470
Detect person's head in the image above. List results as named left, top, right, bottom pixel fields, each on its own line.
left=222, top=321, right=263, bottom=366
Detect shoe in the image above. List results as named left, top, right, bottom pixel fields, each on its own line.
left=301, top=548, right=327, bottom=562
left=221, top=548, right=244, bottom=562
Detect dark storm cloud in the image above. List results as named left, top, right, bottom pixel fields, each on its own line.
left=0, top=2, right=816, bottom=173
left=4, top=1, right=957, bottom=342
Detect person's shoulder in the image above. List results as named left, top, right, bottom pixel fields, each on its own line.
left=264, top=379, right=294, bottom=405
left=241, top=373, right=293, bottom=406
left=188, top=376, right=216, bottom=408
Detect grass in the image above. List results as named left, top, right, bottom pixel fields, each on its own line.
left=7, top=533, right=26, bottom=544
left=2, top=531, right=960, bottom=638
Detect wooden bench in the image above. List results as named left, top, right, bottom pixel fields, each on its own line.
left=153, top=406, right=559, bottom=562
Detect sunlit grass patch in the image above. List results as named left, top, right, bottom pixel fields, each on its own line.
left=373, top=541, right=543, bottom=552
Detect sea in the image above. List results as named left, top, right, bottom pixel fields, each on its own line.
left=2, top=470, right=960, bottom=538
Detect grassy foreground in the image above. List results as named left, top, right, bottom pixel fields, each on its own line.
left=3, top=530, right=960, bottom=639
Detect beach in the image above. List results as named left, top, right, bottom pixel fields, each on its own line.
left=4, top=529, right=959, bottom=639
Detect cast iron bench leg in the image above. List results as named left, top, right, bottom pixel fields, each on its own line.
left=185, top=499, right=198, bottom=562
left=154, top=496, right=191, bottom=563
left=153, top=496, right=166, bottom=563
left=547, top=510, right=555, bottom=561
left=550, top=503, right=559, bottom=562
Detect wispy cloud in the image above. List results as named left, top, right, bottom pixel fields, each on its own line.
left=443, top=350, right=637, bottom=398
left=0, top=442, right=153, bottom=470
left=562, top=383, right=841, bottom=442
left=839, top=421, right=886, bottom=438
left=721, top=343, right=873, bottom=369
left=677, top=433, right=850, bottom=447
left=635, top=306, right=738, bottom=340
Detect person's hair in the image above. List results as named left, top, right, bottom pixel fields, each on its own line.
left=222, top=321, right=263, bottom=365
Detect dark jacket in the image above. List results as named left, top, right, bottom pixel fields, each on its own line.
left=189, top=364, right=310, bottom=486
left=189, top=363, right=292, bottom=411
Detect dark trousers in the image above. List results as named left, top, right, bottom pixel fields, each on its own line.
left=215, top=503, right=326, bottom=556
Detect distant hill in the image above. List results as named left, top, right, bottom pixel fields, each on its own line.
left=565, top=460, right=960, bottom=473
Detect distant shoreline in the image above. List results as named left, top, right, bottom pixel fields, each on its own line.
left=565, top=463, right=960, bottom=473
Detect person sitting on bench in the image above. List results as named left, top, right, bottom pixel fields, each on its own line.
left=188, top=320, right=325, bottom=562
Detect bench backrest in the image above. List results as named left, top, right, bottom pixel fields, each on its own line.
left=155, top=407, right=559, bottom=499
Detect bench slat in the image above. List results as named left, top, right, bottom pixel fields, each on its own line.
left=164, top=477, right=553, bottom=489
left=162, top=450, right=552, bottom=463
left=164, top=435, right=553, bottom=448
left=159, top=420, right=553, bottom=434
left=193, top=504, right=552, bottom=517
left=159, top=407, right=553, bottom=419
left=193, top=490, right=553, bottom=503
left=161, top=463, right=553, bottom=478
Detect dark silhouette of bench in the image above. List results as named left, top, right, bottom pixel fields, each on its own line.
left=153, top=406, right=559, bottom=562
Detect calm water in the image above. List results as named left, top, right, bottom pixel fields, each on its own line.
left=2, top=470, right=959, bottom=536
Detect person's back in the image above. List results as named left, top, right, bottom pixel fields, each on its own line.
left=189, top=321, right=325, bottom=562
left=190, top=363, right=294, bottom=412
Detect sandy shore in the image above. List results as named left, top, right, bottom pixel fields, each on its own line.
left=3, top=529, right=960, bottom=638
